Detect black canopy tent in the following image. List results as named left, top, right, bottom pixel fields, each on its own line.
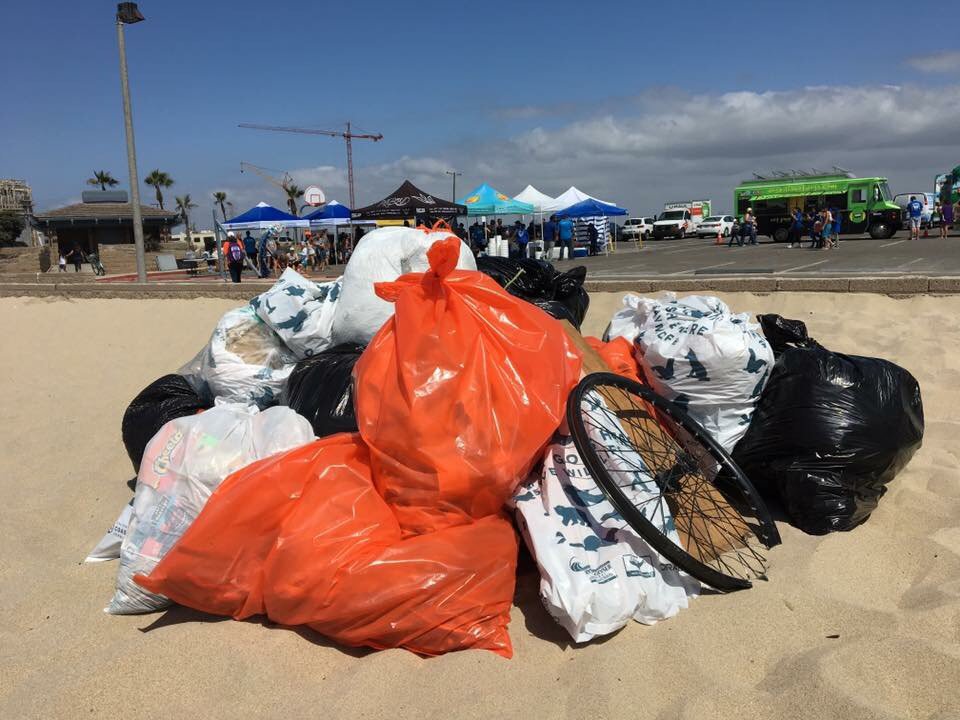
left=351, top=180, right=466, bottom=223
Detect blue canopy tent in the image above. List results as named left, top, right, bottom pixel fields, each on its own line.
left=305, top=201, right=376, bottom=231
left=222, top=201, right=309, bottom=230
left=556, top=199, right=628, bottom=256
left=555, top=198, right=628, bottom=218
left=458, top=183, right=534, bottom=216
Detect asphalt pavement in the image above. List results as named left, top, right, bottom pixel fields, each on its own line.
left=552, top=228, right=960, bottom=278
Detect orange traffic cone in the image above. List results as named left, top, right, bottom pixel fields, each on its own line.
left=715, top=230, right=723, bottom=245
left=923, top=226, right=929, bottom=238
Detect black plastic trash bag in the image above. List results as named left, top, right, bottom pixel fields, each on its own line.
left=121, top=374, right=211, bottom=472
left=281, top=344, right=363, bottom=438
left=476, top=257, right=590, bottom=328
left=732, top=315, right=924, bottom=534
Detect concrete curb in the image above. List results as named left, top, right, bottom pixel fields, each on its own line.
left=1, top=275, right=959, bottom=299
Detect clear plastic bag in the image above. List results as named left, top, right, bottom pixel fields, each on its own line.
left=107, top=402, right=314, bottom=614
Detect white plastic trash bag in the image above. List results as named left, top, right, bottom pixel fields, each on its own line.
left=250, top=268, right=342, bottom=359
left=106, top=402, right=314, bottom=615
left=607, top=293, right=774, bottom=451
left=180, top=305, right=297, bottom=408
left=331, top=226, right=476, bottom=345
left=85, top=501, right=133, bottom=563
left=512, top=424, right=697, bottom=642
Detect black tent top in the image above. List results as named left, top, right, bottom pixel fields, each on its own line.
left=351, top=180, right=467, bottom=220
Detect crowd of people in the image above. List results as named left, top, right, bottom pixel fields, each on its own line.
left=218, top=227, right=364, bottom=283
left=464, top=214, right=600, bottom=260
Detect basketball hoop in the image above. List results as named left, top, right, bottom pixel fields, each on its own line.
left=304, top=186, right=326, bottom=207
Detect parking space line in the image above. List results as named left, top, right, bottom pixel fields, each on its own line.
left=665, top=261, right=735, bottom=276
left=895, top=257, right=925, bottom=270
left=664, top=246, right=713, bottom=255
left=881, top=240, right=906, bottom=248
left=776, top=259, right=829, bottom=274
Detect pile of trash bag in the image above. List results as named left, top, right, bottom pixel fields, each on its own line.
left=126, top=235, right=583, bottom=657
left=121, top=374, right=211, bottom=472
left=607, top=293, right=775, bottom=452
left=476, top=256, right=590, bottom=328
left=281, top=343, right=363, bottom=437
left=108, top=402, right=314, bottom=614
left=733, top=314, right=925, bottom=534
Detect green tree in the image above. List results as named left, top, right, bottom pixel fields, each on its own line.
left=175, top=194, right=198, bottom=246
left=213, top=191, right=229, bottom=222
left=144, top=170, right=174, bottom=210
left=86, top=170, right=119, bottom=191
left=284, top=183, right=304, bottom=216
left=0, top=211, right=26, bottom=246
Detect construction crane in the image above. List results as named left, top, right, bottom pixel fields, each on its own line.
left=238, top=122, right=383, bottom=210
left=239, top=161, right=293, bottom=191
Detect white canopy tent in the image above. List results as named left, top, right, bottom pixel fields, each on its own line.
left=512, top=185, right=557, bottom=214
left=547, top=186, right=613, bottom=214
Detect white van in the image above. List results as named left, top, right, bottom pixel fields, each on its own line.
left=622, top=216, right=656, bottom=241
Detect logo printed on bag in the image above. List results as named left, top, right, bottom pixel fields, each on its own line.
left=569, top=558, right=617, bottom=584
left=152, top=428, right=184, bottom=476
left=623, top=554, right=656, bottom=578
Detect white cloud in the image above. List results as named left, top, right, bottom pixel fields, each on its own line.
left=906, top=50, right=960, bottom=73
left=214, top=83, right=960, bottom=216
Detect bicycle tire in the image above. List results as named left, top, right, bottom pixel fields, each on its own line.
left=566, top=372, right=780, bottom=592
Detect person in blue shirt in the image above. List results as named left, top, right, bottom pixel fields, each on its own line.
left=557, top=216, right=575, bottom=260
left=542, top=215, right=557, bottom=259
left=513, top=220, right=530, bottom=258
left=830, top=207, right=842, bottom=247
left=907, top=196, right=924, bottom=240
left=788, top=207, right=803, bottom=248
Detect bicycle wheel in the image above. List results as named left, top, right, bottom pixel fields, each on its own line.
left=566, top=372, right=780, bottom=592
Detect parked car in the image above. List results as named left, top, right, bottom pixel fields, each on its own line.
left=622, top=216, right=656, bottom=241
left=893, top=192, right=935, bottom=227
left=652, top=210, right=695, bottom=239
left=696, top=215, right=735, bottom=238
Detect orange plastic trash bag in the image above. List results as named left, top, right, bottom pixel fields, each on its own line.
left=586, top=336, right=643, bottom=383
left=354, top=236, right=583, bottom=535
left=136, top=434, right=518, bottom=657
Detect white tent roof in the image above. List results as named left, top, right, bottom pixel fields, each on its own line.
left=512, top=185, right=557, bottom=213
left=547, top=186, right=614, bottom=213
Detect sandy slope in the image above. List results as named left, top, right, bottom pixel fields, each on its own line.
left=1, top=292, right=958, bottom=720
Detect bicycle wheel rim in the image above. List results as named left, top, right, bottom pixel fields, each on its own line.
left=566, top=372, right=780, bottom=592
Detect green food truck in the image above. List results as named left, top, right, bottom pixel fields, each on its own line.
left=733, top=173, right=902, bottom=241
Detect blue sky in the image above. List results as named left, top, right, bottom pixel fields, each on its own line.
left=3, top=0, right=960, bottom=221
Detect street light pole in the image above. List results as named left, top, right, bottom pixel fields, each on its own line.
left=116, top=3, right=146, bottom=282
left=445, top=170, right=462, bottom=202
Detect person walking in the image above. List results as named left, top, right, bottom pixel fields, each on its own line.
left=557, top=215, right=575, bottom=260
left=934, top=202, right=947, bottom=240
left=742, top=207, right=758, bottom=245
left=822, top=208, right=835, bottom=249
left=542, top=215, right=558, bottom=259
left=787, top=207, right=803, bottom=248
left=830, top=207, right=842, bottom=248
left=907, top=195, right=924, bottom=240
left=58, top=253, right=67, bottom=272
left=728, top=217, right=742, bottom=247
left=69, top=243, right=83, bottom=272
left=223, top=231, right=245, bottom=283
left=587, top=222, right=599, bottom=256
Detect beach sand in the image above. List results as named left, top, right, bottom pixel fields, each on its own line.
left=1, top=291, right=958, bottom=719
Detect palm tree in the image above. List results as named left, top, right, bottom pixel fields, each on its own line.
left=86, top=170, right=119, bottom=191
left=213, top=191, right=229, bottom=222
left=284, top=183, right=304, bottom=216
left=144, top=170, right=174, bottom=210
left=175, top=194, right=198, bottom=246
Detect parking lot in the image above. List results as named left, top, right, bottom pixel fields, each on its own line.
left=554, top=228, right=960, bottom=279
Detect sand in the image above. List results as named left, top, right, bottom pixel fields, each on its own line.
left=1, top=291, right=959, bottom=720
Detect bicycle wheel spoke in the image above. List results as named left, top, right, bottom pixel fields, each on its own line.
left=570, top=373, right=778, bottom=591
